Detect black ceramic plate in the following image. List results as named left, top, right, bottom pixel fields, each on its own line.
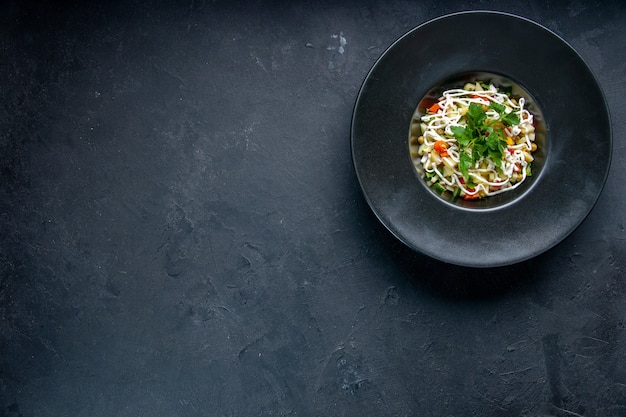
left=351, top=11, right=612, bottom=267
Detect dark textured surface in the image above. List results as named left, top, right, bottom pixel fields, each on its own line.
left=1, top=1, right=625, bottom=416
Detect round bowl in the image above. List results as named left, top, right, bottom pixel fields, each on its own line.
left=351, top=11, right=612, bottom=267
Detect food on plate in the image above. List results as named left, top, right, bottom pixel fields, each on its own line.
left=409, top=81, right=537, bottom=200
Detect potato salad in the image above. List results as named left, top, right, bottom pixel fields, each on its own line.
left=410, top=81, right=537, bottom=200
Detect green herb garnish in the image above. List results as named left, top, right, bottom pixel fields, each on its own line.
left=489, top=102, right=520, bottom=126
left=451, top=102, right=519, bottom=182
left=458, top=151, right=472, bottom=180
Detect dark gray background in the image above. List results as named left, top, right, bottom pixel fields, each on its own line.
left=1, top=1, right=624, bottom=416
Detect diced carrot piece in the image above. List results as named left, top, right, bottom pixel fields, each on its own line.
left=428, top=102, right=441, bottom=113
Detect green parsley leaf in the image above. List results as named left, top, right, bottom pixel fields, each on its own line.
left=472, top=143, right=485, bottom=163
left=501, top=112, right=520, bottom=126
left=488, top=148, right=502, bottom=167
left=467, top=103, right=486, bottom=128
left=451, top=125, right=471, bottom=146
left=488, top=102, right=505, bottom=113
left=459, top=151, right=472, bottom=181
left=488, top=101, right=520, bottom=126
left=486, top=134, right=501, bottom=151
